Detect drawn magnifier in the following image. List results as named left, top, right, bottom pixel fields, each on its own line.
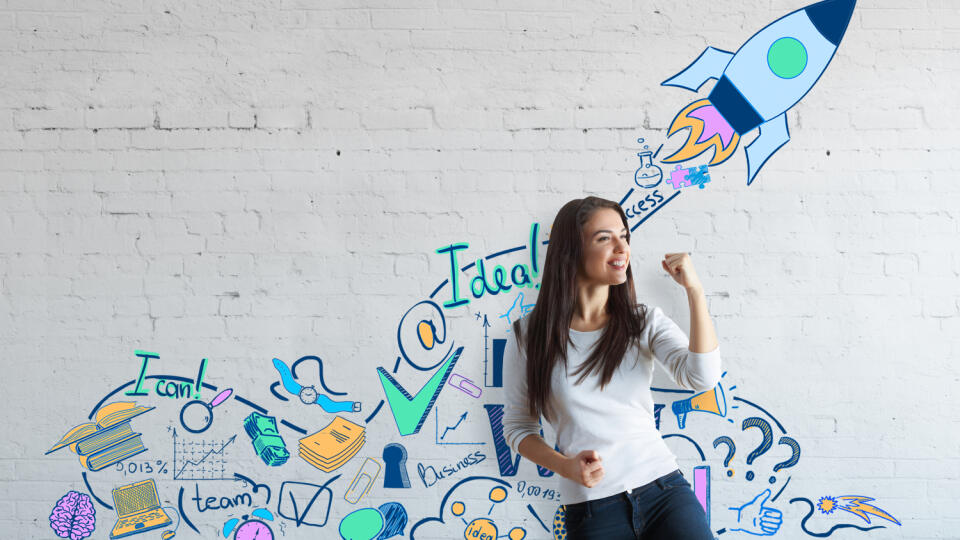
left=179, top=388, right=233, bottom=434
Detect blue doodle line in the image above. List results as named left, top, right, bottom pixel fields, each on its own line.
left=630, top=190, right=681, bottom=232
left=81, top=471, right=112, bottom=510
left=280, top=419, right=307, bottom=435
left=732, top=397, right=787, bottom=434
left=234, top=394, right=268, bottom=415
left=790, top=497, right=884, bottom=537
left=527, top=504, right=549, bottom=532
left=365, top=400, right=384, bottom=424
left=289, top=355, right=347, bottom=396
left=177, top=486, right=200, bottom=534
left=409, top=476, right=513, bottom=540
left=771, top=476, right=791, bottom=502
left=662, top=434, right=706, bottom=461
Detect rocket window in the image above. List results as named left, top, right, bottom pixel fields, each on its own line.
left=767, top=37, right=807, bottom=79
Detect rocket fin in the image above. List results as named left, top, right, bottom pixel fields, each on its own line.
left=745, top=113, right=790, bottom=186
left=661, top=47, right=734, bottom=92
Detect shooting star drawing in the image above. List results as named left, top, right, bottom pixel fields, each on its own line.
left=661, top=0, right=856, bottom=185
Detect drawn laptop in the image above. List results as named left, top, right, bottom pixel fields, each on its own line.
left=110, top=478, right=172, bottom=538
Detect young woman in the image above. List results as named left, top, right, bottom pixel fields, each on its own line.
left=502, top=196, right=721, bottom=539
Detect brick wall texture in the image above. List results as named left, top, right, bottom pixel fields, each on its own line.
left=1, top=0, right=958, bottom=538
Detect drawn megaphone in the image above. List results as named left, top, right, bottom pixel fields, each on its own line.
left=671, top=384, right=726, bottom=429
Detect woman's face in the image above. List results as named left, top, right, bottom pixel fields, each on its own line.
left=578, top=207, right=630, bottom=287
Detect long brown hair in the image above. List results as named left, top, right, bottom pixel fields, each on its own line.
left=514, top=196, right=648, bottom=421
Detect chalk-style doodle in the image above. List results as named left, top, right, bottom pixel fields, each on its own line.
left=224, top=509, right=275, bottom=540
left=634, top=144, right=664, bottom=189
left=666, top=165, right=712, bottom=190
left=672, top=383, right=727, bottom=429
left=409, top=476, right=515, bottom=539
left=436, top=223, right=541, bottom=308
left=377, top=502, right=408, bottom=540
left=448, top=373, right=482, bottom=398
left=109, top=478, right=174, bottom=538
left=397, top=300, right=456, bottom=371
left=661, top=0, right=856, bottom=185
left=713, top=436, right=737, bottom=477
left=383, top=443, right=411, bottom=488
left=667, top=165, right=694, bottom=189
left=172, top=429, right=235, bottom=481
left=125, top=352, right=208, bottom=400
left=377, top=346, right=463, bottom=436
left=790, top=497, right=889, bottom=536
left=49, top=491, right=96, bottom=540
left=622, top=189, right=674, bottom=229
left=498, top=291, right=535, bottom=331
left=277, top=476, right=340, bottom=528
left=451, top=486, right=526, bottom=540
left=114, top=459, right=169, bottom=478
left=417, top=450, right=486, bottom=488
left=552, top=505, right=568, bottom=539
left=179, top=387, right=233, bottom=434
left=773, top=437, right=801, bottom=477
left=243, top=412, right=290, bottom=467
left=817, top=495, right=900, bottom=525
left=742, top=417, right=775, bottom=481
left=338, top=502, right=409, bottom=540
left=694, top=466, right=711, bottom=522
left=299, top=415, right=366, bottom=472
left=340, top=507, right=384, bottom=540
left=46, top=401, right=153, bottom=472
left=728, top=489, right=783, bottom=536
left=483, top=316, right=505, bottom=388
left=272, top=357, right=361, bottom=413
left=436, top=407, right=486, bottom=446
left=483, top=404, right=555, bottom=477
left=345, top=458, right=382, bottom=504
left=440, top=411, right=467, bottom=441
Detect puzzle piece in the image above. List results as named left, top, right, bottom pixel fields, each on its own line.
left=667, top=165, right=692, bottom=189
left=685, top=165, right=711, bottom=189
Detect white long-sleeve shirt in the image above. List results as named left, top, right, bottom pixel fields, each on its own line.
left=502, top=305, right=722, bottom=504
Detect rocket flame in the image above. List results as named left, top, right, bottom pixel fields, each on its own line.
left=662, top=99, right=740, bottom=166
left=833, top=496, right=901, bottom=526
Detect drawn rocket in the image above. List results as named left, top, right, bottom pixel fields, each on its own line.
left=661, top=0, right=856, bottom=185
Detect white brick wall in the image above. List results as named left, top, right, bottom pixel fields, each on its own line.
left=1, top=1, right=958, bottom=538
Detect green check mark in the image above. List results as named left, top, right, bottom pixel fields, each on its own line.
left=377, top=347, right=463, bottom=436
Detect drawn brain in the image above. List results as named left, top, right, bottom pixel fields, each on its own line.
left=49, top=491, right=96, bottom=540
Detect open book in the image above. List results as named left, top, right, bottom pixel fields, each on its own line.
left=46, top=402, right=153, bottom=470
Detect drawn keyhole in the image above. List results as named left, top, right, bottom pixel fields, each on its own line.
left=382, top=443, right=410, bottom=488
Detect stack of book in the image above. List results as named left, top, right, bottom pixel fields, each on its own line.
left=46, top=401, right=153, bottom=471
left=298, top=416, right=365, bottom=472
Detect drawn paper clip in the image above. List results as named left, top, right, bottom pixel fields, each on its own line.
left=344, top=458, right=381, bottom=504
left=448, top=374, right=482, bottom=398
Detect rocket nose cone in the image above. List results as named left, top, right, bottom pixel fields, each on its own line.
left=805, top=0, right=856, bottom=46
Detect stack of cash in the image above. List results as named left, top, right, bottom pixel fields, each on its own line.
left=243, top=412, right=290, bottom=466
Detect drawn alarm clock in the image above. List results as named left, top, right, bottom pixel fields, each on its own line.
left=223, top=509, right=275, bottom=540
left=234, top=519, right=273, bottom=540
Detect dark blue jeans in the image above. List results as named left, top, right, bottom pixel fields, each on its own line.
left=562, top=470, right=714, bottom=540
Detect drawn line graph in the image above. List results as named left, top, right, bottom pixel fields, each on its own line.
left=172, top=429, right=236, bottom=481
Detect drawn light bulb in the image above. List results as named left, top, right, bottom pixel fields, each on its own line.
left=634, top=151, right=663, bottom=189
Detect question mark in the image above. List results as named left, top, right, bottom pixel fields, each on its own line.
left=712, top=436, right=736, bottom=477
left=741, top=417, right=774, bottom=481
left=772, top=436, right=801, bottom=479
